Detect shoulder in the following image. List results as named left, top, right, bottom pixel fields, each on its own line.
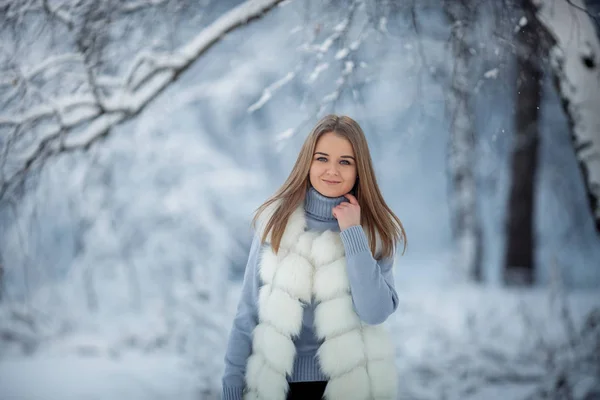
left=255, top=199, right=306, bottom=246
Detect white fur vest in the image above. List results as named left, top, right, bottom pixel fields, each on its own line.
left=243, top=204, right=397, bottom=400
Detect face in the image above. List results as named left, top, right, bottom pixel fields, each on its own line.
left=309, top=131, right=357, bottom=198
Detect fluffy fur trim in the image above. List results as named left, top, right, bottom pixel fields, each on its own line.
left=254, top=200, right=306, bottom=247
left=244, top=204, right=397, bottom=400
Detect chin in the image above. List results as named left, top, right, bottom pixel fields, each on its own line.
left=316, top=185, right=346, bottom=198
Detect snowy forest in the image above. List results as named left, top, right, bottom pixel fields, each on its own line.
left=0, top=0, right=599, bottom=399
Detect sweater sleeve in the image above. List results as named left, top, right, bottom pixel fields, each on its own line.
left=221, top=233, right=263, bottom=400
left=339, top=225, right=398, bottom=325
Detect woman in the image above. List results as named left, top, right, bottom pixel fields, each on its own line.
left=222, top=114, right=407, bottom=400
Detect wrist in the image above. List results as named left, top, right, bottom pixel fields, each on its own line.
left=340, top=225, right=371, bottom=256
left=340, top=222, right=360, bottom=231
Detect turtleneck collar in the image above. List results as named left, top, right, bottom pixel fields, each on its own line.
left=304, top=186, right=348, bottom=222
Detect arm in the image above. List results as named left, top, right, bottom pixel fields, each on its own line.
left=339, top=225, right=398, bottom=325
left=222, top=233, right=262, bottom=400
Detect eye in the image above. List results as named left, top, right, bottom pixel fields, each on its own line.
left=316, top=157, right=327, bottom=162
left=340, top=160, right=351, bottom=166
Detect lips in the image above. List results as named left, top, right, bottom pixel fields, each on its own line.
left=323, top=179, right=341, bottom=184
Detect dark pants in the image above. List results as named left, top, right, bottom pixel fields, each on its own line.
left=286, top=381, right=327, bottom=400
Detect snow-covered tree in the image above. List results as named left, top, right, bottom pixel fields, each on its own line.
left=531, top=0, right=600, bottom=236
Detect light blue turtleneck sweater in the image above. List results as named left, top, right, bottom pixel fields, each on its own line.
left=221, top=187, right=399, bottom=400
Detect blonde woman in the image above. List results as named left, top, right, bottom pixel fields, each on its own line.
left=222, top=114, right=407, bottom=400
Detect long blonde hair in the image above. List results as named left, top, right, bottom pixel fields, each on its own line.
left=252, top=114, right=407, bottom=259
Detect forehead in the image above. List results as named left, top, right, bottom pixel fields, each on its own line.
left=315, top=132, right=354, bottom=155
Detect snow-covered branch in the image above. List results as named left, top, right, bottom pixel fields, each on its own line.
left=0, top=0, right=286, bottom=201
left=247, top=70, right=297, bottom=113
left=1, top=0, right=74, bottom=28
left=254, top=0, right=375, bottom=150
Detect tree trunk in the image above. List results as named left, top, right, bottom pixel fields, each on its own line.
left=444, top=0, right=483, bottom=282
left=533, top=0, right=600, bottom=236
left=504, top=0, right=544, bottom=286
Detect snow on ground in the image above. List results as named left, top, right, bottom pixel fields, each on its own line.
left=0, top=283, right=598, bottom=400
left=391, top=285, right=600, bottom=399
left=0, top=354, right=199, bottom=400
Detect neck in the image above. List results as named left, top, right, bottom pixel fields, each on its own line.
left=304, top=186, right=347, bottom=222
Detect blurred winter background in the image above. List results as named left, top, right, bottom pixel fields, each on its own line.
left=0, top=0, right=599, bottom=399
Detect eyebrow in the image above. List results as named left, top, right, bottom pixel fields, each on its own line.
left=314, top=151, right=355, bottom=161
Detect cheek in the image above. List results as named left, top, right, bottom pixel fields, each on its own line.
left=343, top=168, right=357, bottom=186
left=309, top=163, right=322, bottom=184
left=310, top=163, right=324, bottom=177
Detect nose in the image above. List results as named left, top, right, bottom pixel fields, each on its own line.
left=326, top=163, right=340, bottom=176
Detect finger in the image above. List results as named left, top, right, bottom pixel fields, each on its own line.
left=344, top=193, right=359, bottom=205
